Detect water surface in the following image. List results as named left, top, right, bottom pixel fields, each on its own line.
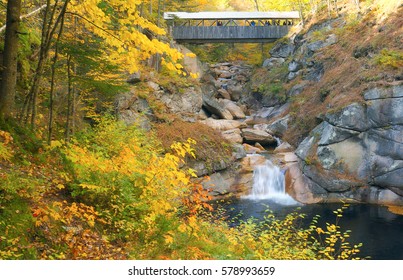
left=219, top=198, right=403, bottom=260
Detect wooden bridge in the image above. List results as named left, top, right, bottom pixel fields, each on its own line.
left=164, top=12, right=300, bottom=43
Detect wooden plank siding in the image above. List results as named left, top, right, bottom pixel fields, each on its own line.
left=172, top=26, right=291, bottom=43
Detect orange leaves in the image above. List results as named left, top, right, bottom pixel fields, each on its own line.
left=182, top=182, right=213, bottom=217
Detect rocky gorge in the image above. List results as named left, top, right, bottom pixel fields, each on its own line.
left=115, top=8, right=403, bottom=206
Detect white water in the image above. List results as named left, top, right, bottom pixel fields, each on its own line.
left=243, top=159, right=300, bottom=205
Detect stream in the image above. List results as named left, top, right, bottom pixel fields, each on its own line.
left=217, top=158, right=403, bottom=260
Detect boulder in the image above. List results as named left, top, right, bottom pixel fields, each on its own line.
left=263, top=57, right=285, bottom=68
left=254, top=142, right=265, bottom=150
left=269, top=42, right=295, bottom=58
left=232, top=143, right=247, bottom=160
left=303, top=61, right=324, bottom=81
left=288, top=60, right=302, bottom=72
left=200, top=171, right=235, bottom=196
left=115, top=92, right=153, bottom=130
left=219, top=71, right=233, bottom=79
left=239, top=154, right=267, bottom=172
left=307, top=34, right=337, bottom=53
left=147, top=81, right=160, bottom=91
left=288, top=82, right=308, bottom=97
left=118, top=111, right=151, bottom=131
left=274, top=141, right=294, bottom=153
left=217, top=88, right=231, bottom=100
left=202, top=94, right=233, bottom=120
left=155, top=87, right=203, bottom=115
left=241, top=128, right=276, bottom=145
left=251, top=104, right=289, bottom=124
left=243, top=143, right=262, bottom=154
left=227, top=84, right=243, bottom=101
left=288, top=71, right=300, bottom=81
left=126, top=72, right=141, bottom=84
left=367, top=97, right=403, bottom=127
left=267, top=115, right=290, bottom=137
left=221, top=128, right=243, bottom=144
left=200, top=118, right=245, bottom=131
left=220, top=99, right=246, bottom=119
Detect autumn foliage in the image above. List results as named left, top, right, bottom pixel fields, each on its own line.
left=0, top=118, right=363, bottom=260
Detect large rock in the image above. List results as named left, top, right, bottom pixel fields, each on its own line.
left=176, top=44, right=206, bottom=80
left=221, top=128, right=243, bottom=144
left=325, top=103, right=369, bottom=132
left=227, top=84, right=243, bottom=101
left=241, top=128, right=276, bottom=145
left=220, top=99, right=246, bottom=119
left=303, top=61, right=324, bottom=81
left=217, top=88, right=231, bottom=100
left=249, top=104, right=289, bottom=124
left=288, top=60, right=302, bottom=72
left=294, top=86, right=403, bottom=204
left=263, top=57, right=285, bottom=68
left=126, top=72, right=141, bottom=84
left=155, top=87, right=203, bottom=115
left=269, top=42, right=295, bottom=58
left=202, top=94, right=233, bottom=120
left=115, top=92, right=152, bottom=130
left=200, top=118, right=245, bottom=131
left=243, top=143, right=263, bottom=154
left=288, top=81, right=308, bottom=97
left=274, top=141, right=294, bottom=153
left=267, top=115, right=290, bottom=137
left=232, top=143, right=247, bottom=160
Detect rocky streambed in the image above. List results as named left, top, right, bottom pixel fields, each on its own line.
left=115, top=14, right=403, bottom=206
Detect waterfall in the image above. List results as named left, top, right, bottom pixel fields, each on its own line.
left=243, top=159, right=299, bottom=205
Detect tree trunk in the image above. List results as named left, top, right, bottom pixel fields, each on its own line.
left=0, top=0, right=22, bottom=120
left=28, top=0, right=70, bottom=128
left=298, top=0, right=306, bottom=26
left=65, top=55, right=73, bottom=142
left=48, top=13, right=65, bottom=144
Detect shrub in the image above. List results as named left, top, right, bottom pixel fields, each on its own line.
left=374, top=49, right=403, bottom=69
left=154, top=119, right=232, bottom=172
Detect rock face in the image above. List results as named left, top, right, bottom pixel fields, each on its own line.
left=155, top=86, right=203, bottom=116
left=115, top=91, right=152, bottom=130
left=293, top=85, right=403, bottom=205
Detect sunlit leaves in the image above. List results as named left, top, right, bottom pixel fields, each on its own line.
left=68, top=0, right=185, bottom=74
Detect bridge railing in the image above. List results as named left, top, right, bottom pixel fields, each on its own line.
left=172, top=25, right=291, bottom=43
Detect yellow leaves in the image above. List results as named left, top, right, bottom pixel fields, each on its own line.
left=178, top=223, right=187, bottom=233
left=0, top=130, right=13, bottom=162
left=164, top=231, right=175, bottom=245
left=186, top=53, right=197, bottom=58
left=170, top=138, right=196, bottom=159
left=68, top=0, right=183, bottom=75
left=50, top=140, right=63, bottom=149
left=326, top=224, right=337, bottom=233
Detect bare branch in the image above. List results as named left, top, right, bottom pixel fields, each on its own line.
left=65, top=11, right=124, bottom=42
left=0, top=4, right=47, bottom=33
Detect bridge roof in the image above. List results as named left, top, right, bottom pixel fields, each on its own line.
left=164, top=11, right=300, bottom=20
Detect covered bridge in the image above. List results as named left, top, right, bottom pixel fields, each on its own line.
left=164, top=11, right=300, bottom=43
